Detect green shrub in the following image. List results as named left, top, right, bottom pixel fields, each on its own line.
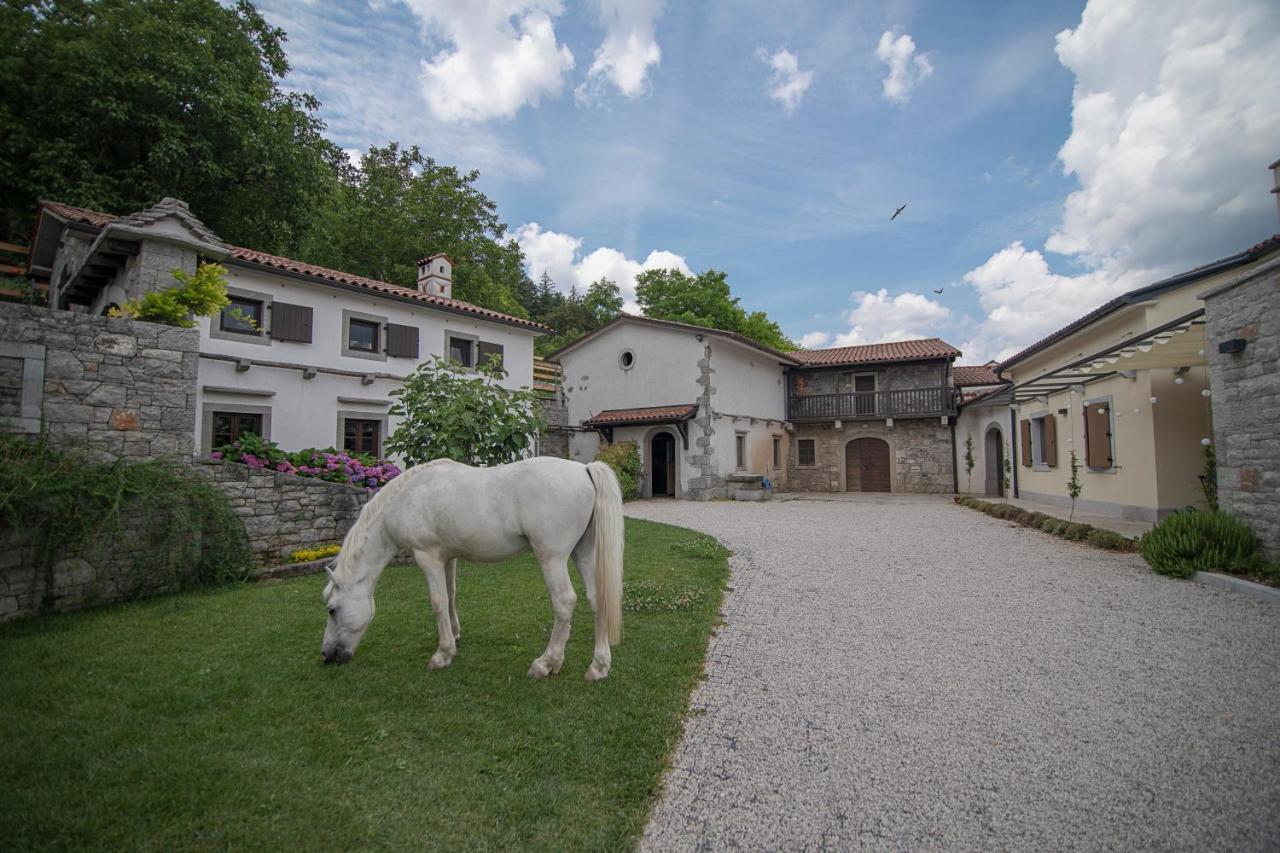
left=110, top=262, right=235, bottom=328
left=1028, top=511, right=1049, bottom=527
left=1062, top=523, right=1094, bottom=541
left=1139, top=510, right=1260, bottom=578
left=1087, top=529, right=1136, bottom=552
left=594, top=441, right=643, bottom=500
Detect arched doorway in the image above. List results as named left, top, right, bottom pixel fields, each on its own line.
left=650, top=432, right=676, bottom=497
left=984, top=426, right=1004, bottom=497
left=845, top=437, right=891, bottom=492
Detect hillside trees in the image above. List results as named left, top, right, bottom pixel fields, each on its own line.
left=635, top=268, right=794, bottom=351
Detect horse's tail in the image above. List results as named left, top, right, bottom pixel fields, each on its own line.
left=586, top=461, right=624, bottom=646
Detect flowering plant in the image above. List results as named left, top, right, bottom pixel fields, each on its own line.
left=213, top=436, right=400, bottom=492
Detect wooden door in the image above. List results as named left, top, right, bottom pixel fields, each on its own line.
left=846, top=437, right=891, bottom=492
left=984, top=427, right=1003, bottom=497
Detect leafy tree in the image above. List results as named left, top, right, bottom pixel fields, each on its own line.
left=299, top=143, right=528, bottom=317
left=1067, top=449, right=1082, bottom=521
left=110, top=262, right=233, bottom=328
left=0, top=0, right=340, bottom=253
left=964, top=432, right=975, bottom=492
left=635, top=268, right=794, bottom=351
left=385, top=356, right=544, bottom=467
left=533, top=277, right=624, bottom=356
left=1003, top=440, right=1012, bottom=502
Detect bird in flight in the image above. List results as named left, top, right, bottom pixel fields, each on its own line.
left=890, top=204, right=907, bottom=220
left=932, top=288, right=944, bottom=294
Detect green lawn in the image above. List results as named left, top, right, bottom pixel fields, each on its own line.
left=0, top=518, right=728, bottom=851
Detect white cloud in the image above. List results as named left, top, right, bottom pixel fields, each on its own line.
left=798, top=331, right=832, bottom=349
left=576, top=0, right=664, bottom=103
left=875, top=31, right=933, bottom=103
left=959, top=0, right=1280, bottom=362
left=515, top=223, right=690, bottom=310
left=758, top=48, right=814, bottom=112
left=401, top=0, right=574, bottom=123
left=825, top=289, right=951, bottom=347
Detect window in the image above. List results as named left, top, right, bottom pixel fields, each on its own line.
left=772, top=436, right=781, bottom=469
left=619, top=349, right=635, bottom=370
left=1023, top=413, right=1057, bottom=468
left=449, top=336, right=474, bottom=367
left=348, top=319, right=380, bottom=354
left=854, top=373, right=876, bottom=415
left=735, top=433, right=747, bottom=469
left=220, top=296, right=262, bottom=335
left=211, top=411, right=263, bottom=448
left=798, top=439, right=816, bottom=467
left=343, top=418, right=381, bottom=456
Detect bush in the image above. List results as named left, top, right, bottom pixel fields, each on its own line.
left=213, top=435, right=400, bottom=491
left=291, top=543, right=341, bottom=563
left=1061, top=523, right=1094, bottom=541
left=1139, top=510, right=1260, bottom=578
left=110, top=262, right=234, bottom=328
left=1087, top=528, right=1136, bottom=551
left=594, top=441, right=643, bottom=500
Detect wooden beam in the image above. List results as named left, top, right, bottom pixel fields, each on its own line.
left=0, top=241, right=30, bottom=255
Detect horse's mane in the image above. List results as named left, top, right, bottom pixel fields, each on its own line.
left=334, top=459, right=458, bottom=584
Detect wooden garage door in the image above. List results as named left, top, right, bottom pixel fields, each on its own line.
left=846, top=437, right=891, bottom=492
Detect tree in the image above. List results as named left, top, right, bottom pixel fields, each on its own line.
left=0, top=0, right=340, bottom=253
left=111, top=262, right=233, bottom=328
left=634, top=268, right=794, bottom=351
left=385, top=356, right=544, bottom=467
left=1067, top=449, right=1083, bottom=521
left=964, top=432, right=975, bottom=492
left=532, top=277, right=624, bottom=356
left=1003, top=440, right=1012, bottom=503
left=298, top=143, right=529, bottom=317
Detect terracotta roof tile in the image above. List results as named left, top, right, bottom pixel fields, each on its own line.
left=37, top=201, right=549, bottom=332
left=952, top=365, right=1003, bottom=386
left=791, top=337, right=961, bottom=367
left=584, top=404, right=698, bottom=426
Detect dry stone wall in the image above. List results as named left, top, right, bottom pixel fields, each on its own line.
left=1204, top=257, right=1280, bottom=556
left=784, top=418, right=955, bottom=494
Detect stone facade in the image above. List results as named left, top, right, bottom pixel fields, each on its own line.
left=0, top=303, right=199, bottom=459
left=792, top=360, right=950, bottom=395
left=193, top=460, right=371, bottom=568
left=687, top=344, right=728, bottom=501
left=537, top=390, right=572, bottom=459
left=1204, top=256, right=1280, bottom=556
left=784, top=417, right=955, bottom=494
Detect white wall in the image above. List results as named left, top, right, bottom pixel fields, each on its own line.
left=194, top=263, right=538, bottom=457
left=954, top=401, right=1012, bottom=496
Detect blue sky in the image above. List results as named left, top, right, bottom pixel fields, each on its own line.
left=257, top=0, right=1280, bottom=362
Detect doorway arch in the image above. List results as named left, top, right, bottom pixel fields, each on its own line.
left=845, top=437, right=891, bottom=492
left=649, top=431, right=677, bottom=498
left=984, top=425, right=1005, bottom=497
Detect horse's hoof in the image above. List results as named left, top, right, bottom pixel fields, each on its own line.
left=527, top=660, right=551, bottom=679
left=427, top=652, right=453, bottom=671
left=585, top=663, right=609, bottom=682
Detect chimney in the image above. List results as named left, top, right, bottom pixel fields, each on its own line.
left=1271, top=157, right=1280, bottom=224
left=416, top=253, right=452, bottom=299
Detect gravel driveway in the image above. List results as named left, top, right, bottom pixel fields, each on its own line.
left=626, top=495, right=1280, bottom=851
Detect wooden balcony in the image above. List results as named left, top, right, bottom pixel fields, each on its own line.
left=788, top=386, right=958, bottom=422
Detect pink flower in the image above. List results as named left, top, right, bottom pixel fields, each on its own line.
left=211, top=451, right=223, bottom=460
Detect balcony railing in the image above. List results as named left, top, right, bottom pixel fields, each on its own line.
left=788, top=386, right=958, bottom=421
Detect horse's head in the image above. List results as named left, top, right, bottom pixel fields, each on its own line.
left=321, top=563, right=375, bottom=664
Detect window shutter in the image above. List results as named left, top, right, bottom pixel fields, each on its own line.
left=1084, top=404, right=1112, bottom=468
left=478, top=341, right=504, bottom=368
left=1044, top=416, right=1058, bottom=467
left=1020, top=419, right=1032, bottom=467
left=271, top=302, right=312, bottom=343
left=385, top=323, right=419, bottom=358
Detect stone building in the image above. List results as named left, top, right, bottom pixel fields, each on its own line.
left=551, top=316, right=969, bottom=499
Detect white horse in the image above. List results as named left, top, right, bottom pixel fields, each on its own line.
left=321, top=456, right=624, bottom=681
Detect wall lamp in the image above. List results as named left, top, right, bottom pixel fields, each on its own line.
left=1218, top=338, right=1247, bottom=354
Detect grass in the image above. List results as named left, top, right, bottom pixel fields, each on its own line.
left=0, top=519, right=728, bottom=851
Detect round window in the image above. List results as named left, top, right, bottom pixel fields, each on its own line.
left=619, top=349, right=636, bottom=370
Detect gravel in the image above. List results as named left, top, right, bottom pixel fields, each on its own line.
left=626, top=495, right=1280, bottom=851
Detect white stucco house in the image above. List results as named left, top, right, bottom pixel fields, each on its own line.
left=26, top=198, right=546, bottom=458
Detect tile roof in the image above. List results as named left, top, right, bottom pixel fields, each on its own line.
left=37, top=200, right=549, bottom=333
left=791, top=337, right=961, bottom=367
left=583, top=404, right=698, bottom=426
left=547, top=314, right=801, bottom=364
left=999, top=233, right=1280, bottom=371
left=952, top=365, right=1003, bottom=386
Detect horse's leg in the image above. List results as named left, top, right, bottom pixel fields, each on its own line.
left=528, top=554, right=576, bottom=679
left=445, top=557, right=460, bottom=644
left=572, top=534, right=611, bottom=682
left=414, top=549, right=457, bottom=671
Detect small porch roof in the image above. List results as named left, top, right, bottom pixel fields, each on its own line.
left=583, top=404, right=697, bottom=450
left=1009, top=309, right=1207, bottom=403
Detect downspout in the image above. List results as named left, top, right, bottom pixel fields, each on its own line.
left=949, top=415, right=958, bottom=494
left=1009, top=406, right=1020, bottom=498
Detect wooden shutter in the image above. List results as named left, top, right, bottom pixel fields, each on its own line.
left=1020, top=419, right=1032, bottom=467
left=478, top=341, right=504, bottom=368
left=271, top=302, right=312, bottom=343
left=1044, top=416, right=1058, bottom=467
left=385, top=323, right=419, bottom=358
left=1084, top=404, right=1113, bottom=468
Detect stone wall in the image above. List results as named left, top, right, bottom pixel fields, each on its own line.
left=687, top=343, right=728, bottom=501
left=193, top=460, right=371, bottom=568
left=0, top=303, right=198, bottom=458
left=1204, top=256, right=1280, bottom=556
left=793, top=360, right=950, bottom=395
left=784, top=417, right=955, bottom=494
left=538, top=391, right=572, bottom=459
